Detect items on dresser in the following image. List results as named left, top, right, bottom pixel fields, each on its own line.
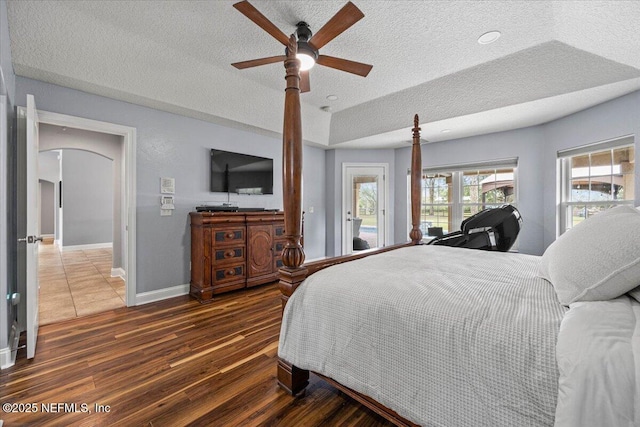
left=189, top=211, right=285, bottom=302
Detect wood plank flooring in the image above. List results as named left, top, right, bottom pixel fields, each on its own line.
left=1, top=285, right=393, bottom=426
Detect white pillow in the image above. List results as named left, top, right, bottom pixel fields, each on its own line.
left=539, top=205, right=640, bottom=306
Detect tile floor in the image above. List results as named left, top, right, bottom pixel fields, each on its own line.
left=38, top=242, right=126, bottom=325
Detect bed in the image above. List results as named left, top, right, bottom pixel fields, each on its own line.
left=275, top=36, right=640, bottom=426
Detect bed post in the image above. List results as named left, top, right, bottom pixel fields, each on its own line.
left=409, top=114, right=423, bottom=244
left=277, top=34, right=310, bottom=396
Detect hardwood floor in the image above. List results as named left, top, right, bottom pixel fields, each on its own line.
left=1, top=285, right=393, bottom=426
left=38, top=243, right=126, bottom=325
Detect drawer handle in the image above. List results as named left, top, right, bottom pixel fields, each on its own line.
left=225, top=269, right=236, bottom=277
left=225, top=232, right=235, bottom=239
left=224, top=250, right=235, bottom=258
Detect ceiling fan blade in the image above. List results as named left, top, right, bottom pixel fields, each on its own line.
left=231, top=55, right=286, bottom=69
left=233, top=1, right=290, bottom=46
left=308, top=1, right=364, bottom=50
left=300, top=70, right=310, bottom=93
left=317, top=55, right=372, bottom=77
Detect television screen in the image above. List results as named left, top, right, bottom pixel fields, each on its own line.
left=210, top=149, right=273, bottom=195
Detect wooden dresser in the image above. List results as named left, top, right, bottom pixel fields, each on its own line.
left=189, top=211, right=286, bottom=302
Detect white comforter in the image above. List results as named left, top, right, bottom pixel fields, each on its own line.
left=555, top=296, right=640, bottom=427
left=279, top=245, right=640, bottom=426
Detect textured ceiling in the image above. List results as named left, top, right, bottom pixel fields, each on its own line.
left=6, top=0, right=640, bottom=148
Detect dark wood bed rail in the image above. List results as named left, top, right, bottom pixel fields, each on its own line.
left=303, top=242, right=411, bottom=276
left=276, top=33, right=424, bottom=426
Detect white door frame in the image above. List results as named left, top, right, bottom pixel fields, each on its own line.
left=37, top=110, right=137, bottom=307
left=342, top=163, right=389, bottom=255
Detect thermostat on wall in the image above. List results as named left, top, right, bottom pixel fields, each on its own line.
left=161, top=177, right=175, bottom=194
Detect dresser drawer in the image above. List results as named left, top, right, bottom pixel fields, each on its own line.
left=212, top=227, right=245, bottom=247
left=274, top=224, right=285, bottom=238
left=214, top=246, right=245, bottom=264
left=213, top=263, right=245, bottom=285
left=273, top=240, right=286, bottom=257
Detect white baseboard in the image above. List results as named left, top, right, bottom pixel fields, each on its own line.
left=0, top=321, right=20, bottom=370
left=61, top=242, right=113, bottom=252
left=110, top=267, right=126, bottom=280
left=135, top=284, right=189, bottom=306
left=0, top=346, right=14, bottom=370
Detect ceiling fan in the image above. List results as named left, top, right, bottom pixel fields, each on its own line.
left=231, top=1, right=372, bottom=93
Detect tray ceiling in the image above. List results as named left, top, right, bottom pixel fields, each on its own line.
left=7, top=0, right=640, bottom=148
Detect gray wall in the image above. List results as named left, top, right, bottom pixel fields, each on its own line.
left=39, top=180, right=55, bottom=235
left=1, top=0, right=16, bottom=353
left=38, top=150, right=61, bottom=183
left=542, top=91, right=640, bottom=249
left=394, top=126, right=545, bottom=255
left=325, top=148, right=395, bottom=257
left=16, top=77, right=326, bottom=295
left=38, top=150, right=61, bottom=242
left=61, top=149, right=113, bottom=247
left=393, top=90, right=640, bottom=256
left=39, top=124, right=124, bottom=267
left=302, top=145, right=326, bottom=261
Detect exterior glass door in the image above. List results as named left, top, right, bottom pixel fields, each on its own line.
left=343, top=165, right=386, bottom=254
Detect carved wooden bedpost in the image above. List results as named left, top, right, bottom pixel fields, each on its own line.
left=279, top=34, right=307, bottom=306
left=409, top=114, right=423, bottom=244
left=278, top=34, right=310, bottom=396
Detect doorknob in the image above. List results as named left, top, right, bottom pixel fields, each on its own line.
left=17, top=236, right=43, bottom=244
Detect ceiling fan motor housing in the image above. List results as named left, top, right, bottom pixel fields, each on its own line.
left=284, top=22, right=318, bottom=61
left=296, top=21, right=312, bottom=42
left=292, top=22, right=318, bottom=61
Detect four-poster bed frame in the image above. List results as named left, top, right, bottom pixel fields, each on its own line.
left=272, top=34, right=640, bottom=427
left=276, top=35, right=423, bottom=426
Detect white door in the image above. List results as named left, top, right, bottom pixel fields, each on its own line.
left=18, top=95, right=41, bottom=359
left=342, top=164, right=387, bottom=255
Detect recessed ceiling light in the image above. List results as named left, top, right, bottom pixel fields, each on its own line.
left=441, top=129, right=451, bottom=134
left=320, top=106, right=332, bottom=112
left=326, top=95, right=338, bottom=101
left=478, top=31, right=501, bottom=45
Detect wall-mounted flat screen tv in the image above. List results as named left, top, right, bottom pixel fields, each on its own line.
left=210, top=149, right=274, bottom=195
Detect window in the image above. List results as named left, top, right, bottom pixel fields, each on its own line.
left=559, top=137, right=635, bottom=234
left=410, top=159, right=518, bottom=238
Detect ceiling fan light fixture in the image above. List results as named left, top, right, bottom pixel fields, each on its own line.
left=297, top=52, right=316, bottom=71
left=232, top=2, right=372, bottom=92
left=296, top=40, right=318, bottom=71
